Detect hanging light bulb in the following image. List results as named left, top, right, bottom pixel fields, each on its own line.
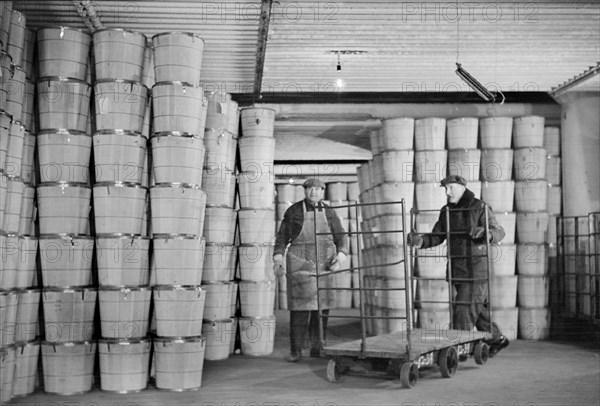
left=455, top=63, right=496, bottom=102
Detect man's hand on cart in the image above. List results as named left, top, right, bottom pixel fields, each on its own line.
left=407, top=232, right=423, bottom=248
left=470, top=226, right=490, bottom=242
left=273, top=254, right=285, bottom=276
left=329, top=251, right=347, bottom=272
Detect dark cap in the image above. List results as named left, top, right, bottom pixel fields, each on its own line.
left=440, top=175, right=467, bottom=187
left=303, top=178, right=326, bottom=189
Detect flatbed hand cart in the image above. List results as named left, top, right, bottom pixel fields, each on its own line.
left=313, top=200, right=494, bottom=388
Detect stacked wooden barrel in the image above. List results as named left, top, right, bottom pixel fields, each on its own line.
left=201, top=90, right=239, bottom=361
left=149, top=31, right=207, bottom=391
left=92, top=27, right=152, bottom=394
left=236, top=107, right=277, bottom=356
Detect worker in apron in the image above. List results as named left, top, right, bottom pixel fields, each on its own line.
left=273, top=178, right=349, bottom=362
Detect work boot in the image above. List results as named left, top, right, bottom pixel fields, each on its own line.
left=284, top=353, right=301, bottom=362
left=489, top=336, right=510, bottom=357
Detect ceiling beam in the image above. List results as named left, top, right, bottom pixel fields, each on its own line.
left=254, top=0, right=273, bottom=100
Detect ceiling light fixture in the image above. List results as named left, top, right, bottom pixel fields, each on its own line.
left=335, top=51, right=344, bottom=88
left=455, top=63, right=497, bottom=102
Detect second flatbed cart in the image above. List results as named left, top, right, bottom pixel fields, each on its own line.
left=315, top=200, right=493, bottom=388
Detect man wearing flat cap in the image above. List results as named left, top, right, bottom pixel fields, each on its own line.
left=273, top=178, right=349, bottom=362
left=407, top=175, right=510, bottom=356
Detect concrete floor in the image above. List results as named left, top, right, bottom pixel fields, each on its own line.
left=6, top=309, right=600, bottom=406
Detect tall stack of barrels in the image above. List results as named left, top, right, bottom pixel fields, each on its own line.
left=34, top=25, right=97, bottom=396
left=1, top=4, right=40, bottom=402
left=236, top=106, right=277, bottom=356
left=92, top=27, right=151, bottom=394
left=513, top=116, right=551, bottom=340
left=149, top=31, right=207, bottom=391
left=201, top=90, right=239, bottom=361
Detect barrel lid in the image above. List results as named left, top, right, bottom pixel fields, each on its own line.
left=99, top=285, right=151, bottom=292
left=94, top=129, right=143, bottom=137
left=41, top=340, right=95, bottom=346
left=200, top=280, right=233, bottom=286
left=38, top=233, right=94, bottom=240
left=238, top=315, right=276, bottom=321
left=36, top=26, right=92, bottom=35
left=152, top=233, right=204, bottom=241
left=94, top=78, right=147, bottom=88
left=14, top=288, right=41, bottom=294
left=153, top=80, right=199, bottom=89
left=151, top=182, right=202, bottom=190
left=17, top=235, right=38, bottom=240
left=151, top=131, right=202, bottom=139
left=203, top=242, right=237, bottom=248
left=42, top=286, right=97, bottom=293
left=153, top=335, right=205, bottom=343
left=239, top=106, right=276, bottom=114
left=93, top=27, right=147, bottom=38
left=37, top=76, right=91, bottom=85
left=37, top=128, right=89, bottom=136
left=14, top=339, right=41, bottom=348
left=94, top=181, right=147, bottom=189
left=151, top=31, right=204, bottom=42
left=202, top=318, right=234, bottom=324
left=98, top=337, right=150, bottom=345
left=0, top=289, right=19, bottom=295
left=96, top=233, right=150, bottom=240
left=153, top=285, right=204, bottom=291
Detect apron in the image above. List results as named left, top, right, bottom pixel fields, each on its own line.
left=286, top=201, right=337, bottom=310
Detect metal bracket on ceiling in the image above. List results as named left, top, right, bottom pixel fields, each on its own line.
left=550, top=62, right=600, bottom=96
left=254, top=0, right=274, bottom=101
left=73, top=1, right=104, bottom=32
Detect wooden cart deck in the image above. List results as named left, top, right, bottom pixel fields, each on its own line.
left=323, top=329, right=491, bottom=360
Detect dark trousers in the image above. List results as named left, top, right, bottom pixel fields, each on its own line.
left=454, top=282, right=501, bottom=340
left=289, top=310, right=329, bottom=355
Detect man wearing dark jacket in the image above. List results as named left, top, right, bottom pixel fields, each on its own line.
left=408, top=175, right=510, bottom=356
left=273, top=178, right=349, bottom=362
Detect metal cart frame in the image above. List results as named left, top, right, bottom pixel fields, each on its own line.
left=312, top=199, right=494, bottom=388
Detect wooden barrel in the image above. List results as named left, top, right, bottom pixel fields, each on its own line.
left=96, top=235, right=150, bottom=287
left=150, top=184, right=206, bottom=235
left=202, top=318, right=235, bottom=361
left=379, top=150, right=415, bottom=183
left=152, top=235, right=205, bottom=286
left=238, top=136, right=275, bottom=173
left=0, top=1, right=12, bottom=51
left=152, top=32, right=204, bottom=86
left=489, top=243, right=517, bottom=276
left=37, top=26, right=91, bottom=81
left=479, top=117, right=513, bottom=149
left=21, top=81, right=35, bottom=132
left=99, top=338, right=150, bottom=393
left=518, top=275, right=549, bottom=307
left=239, top=280, right=276, bottom=317
left=490, top=276, right=518, bottom=308
left=99, top=287, right=151, bottom=339
left=516, top=211, right=549, bottom=243
left=238, top=171, right=275, bottom=210
left=37, top=130, right=91, bottom=183
left=41, top=341, right=96, bottom=395
left=546, top=155, right=561, bottom=185
left=415, top=149, right=447, bottom=183
left=153, top=336, right=206, bottom=391
left=414, top=117, right=446, bottom=150
left=153, top=286, right=205, bottom=337
left=140, top=38, right=154, bottom=89
left=0, top=111, right=11, bottom=175
left=547, top=185, right=562, bottom=215
left=415, top=181, right=447, bottom=211
left=42, top=288, right=97, bottom=342
left=15, top=236, right=38, bottom=289
left=447, top=149, right=480, bottom=183
left=5, top=65, right=26, bottom=120
left=518, top=307, right=550, bottom=340
left=19, top=130, right=35, bottom=184
left=416, top=279, right=449, bottom=310
left=12, top=340, right=39, bottom=398
left=93, top=131, right=147, bottom=184
left=415, top=244, right=447, bottom=278
left=3, top=121, right=25, bottom=178
left=238, top=208, right=275, bottom=244
left=516, top=243, right=547, bottom=276
left=0, top=344, right=16, bottom=402
left=202, top=243, right=237, bottom=282
left=0, top=234, right=19, bottom=289
left=480, top=180, right=514, bottom=212
left=151, top=81, right=206, bottom=136
left=543, top=126, right=560, bottom=156
left=239, top=315, right=276, bottom=356
left=0, top=51, right=12, bottom=106
left=151, top=133, right=205, bottom=186
left=379, top=117, right=414, bottom=150
left=93, top=183, right=147, bottom=234
left=418, top=307, right=450, bottom=330
left=2, top=177, right=24, bottom=233
left=203, top=128, right=237, bottom=171
left=205, top=91, right=238, bottom=131
left=37, top=77, right=91, bottom=132
left=201, top=281, right=233, bottom=320
left=238, top=243, right=275, bottom=282
left=496, top=211, right=517, bottom=244
left=93, top=28, right=146, bottom=81
left=21, top=28, right=36, bottom=81
left=39, top=235, right=94, bottom=287
left=7, top=10, right=26, bottom=65
left=203, top=206, right=236, bottom=244
left=446, top=117, right=478, bottom=149
left=490, top=307, right=518, bottom=341
left=0, top=290, right=18, bottom=346
left=240, top=107, right=276, bottom=137
left=513, top=147, right=547, bottom=180
left=202, top=166, right=236, bottom=207
left=514, top=180, right=548, bottom=212
left=94, top=79, right=148, bottom=133
left=513, top=116, right=545, bottom=148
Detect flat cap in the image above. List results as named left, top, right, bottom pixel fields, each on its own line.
left=440, top=175, right=467, bottom=187
left=303, top=178, right=326, bottom=189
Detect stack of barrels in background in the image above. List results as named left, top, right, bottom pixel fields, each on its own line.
left=92, top=27, right=152, bottom=394
left=34, top=25, right=98, bottom=396
left=513, top=116, right=551, bottom=340
left=236, top=106, right=277, bottom=356
left=201, top=90, right=239, bottom=362
left=544, top=126, right=561, bottom=312
left=149, top=31, right=207, bottom=391
left=1, top=4, right=40, bottom=402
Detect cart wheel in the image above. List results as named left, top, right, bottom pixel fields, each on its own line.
left=400, top=362, right=418, bottom=389
left=326, top=358, right=342, bottom=383
left=473, top=341, right=489, bottom=365
left=438, top=346, right=458, bottom=378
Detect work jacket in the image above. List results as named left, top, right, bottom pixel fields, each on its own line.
left=421, top=189, right=505, bottom=281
